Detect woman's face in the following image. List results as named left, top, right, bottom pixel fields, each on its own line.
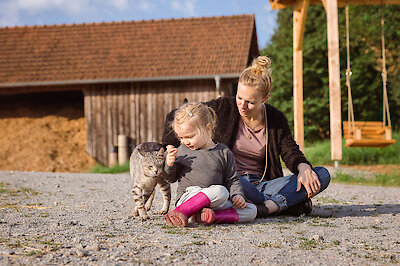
left=236, top=82, right=269, bottom=118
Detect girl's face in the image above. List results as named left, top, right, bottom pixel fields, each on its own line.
left=175, top=120, right=212, bottom=150
left=236, top=82, right=269, bottom=118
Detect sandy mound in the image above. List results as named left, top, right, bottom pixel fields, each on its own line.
left=0, top=92, right=97, bottom=173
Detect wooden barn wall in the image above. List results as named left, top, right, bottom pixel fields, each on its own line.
left=83, top=78, right=236, bottom=165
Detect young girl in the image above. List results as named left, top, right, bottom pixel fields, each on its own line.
left=163, top=103, right=257, bottom=227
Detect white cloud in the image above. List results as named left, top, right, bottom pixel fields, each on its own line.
left=139, top=0, right=155, bottom=12
left=171, top=0, right=197, bottom=16
left=112, top=0, right=129, bottom=11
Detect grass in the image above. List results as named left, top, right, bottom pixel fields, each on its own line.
left=88, top=162, right=129, bottom=174
left=305, top=131, right=400, bottom=165
left=304, top=131, right=400, bottom=187
left=333, top=171, right=400, bottom=187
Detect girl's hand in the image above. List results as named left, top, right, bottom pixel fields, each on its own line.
left=297, top=163, right=321, bottom=198
left=232, top=195, right=246, bottom=209
left=166, top=145, right=177, bottom=167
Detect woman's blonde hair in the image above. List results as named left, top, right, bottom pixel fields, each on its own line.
left=173, top=103, right=217, bottom=137
left=239, top=56, right=272, bottom=97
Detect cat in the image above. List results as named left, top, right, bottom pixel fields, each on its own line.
left=130, top=142, right=171, bottom=220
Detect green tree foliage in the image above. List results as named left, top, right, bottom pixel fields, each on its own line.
left=261, top=5, right=400, bottom=142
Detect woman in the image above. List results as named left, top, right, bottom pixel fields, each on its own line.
left=162, top=56, right=330, bottom=218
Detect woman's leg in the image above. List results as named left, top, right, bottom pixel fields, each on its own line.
left=238, top=175, right=266, bottom=204
left=276, top=166, right=331, bottom=210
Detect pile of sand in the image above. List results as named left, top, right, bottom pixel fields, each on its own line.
left=0, top=92, right=97, bottom=173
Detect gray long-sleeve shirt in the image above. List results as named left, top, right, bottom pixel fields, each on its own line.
left=164, top=143, right=244, bottom=203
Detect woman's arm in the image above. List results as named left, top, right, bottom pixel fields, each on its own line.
left=273, top=107, right=312, bottom=175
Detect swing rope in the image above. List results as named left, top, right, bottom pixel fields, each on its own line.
left=345, top=4, right=355, bottom=139
left=345, top=3, right=392, bottom=141
left=381, top=3, right=392, bottom=128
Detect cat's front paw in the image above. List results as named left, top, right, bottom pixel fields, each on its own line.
left=159, top=209, right=169, bottom=215
left=138, top=209, right=149, bottom=220
left=132, top=208, right=139, bottom=217
left=139, top=214, right=149, bottom=220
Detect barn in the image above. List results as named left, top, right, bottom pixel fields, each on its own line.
left=0, top=15, right=259, bottom=166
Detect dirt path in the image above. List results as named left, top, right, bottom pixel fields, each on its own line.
left=0, top=170, right=399, bottom=265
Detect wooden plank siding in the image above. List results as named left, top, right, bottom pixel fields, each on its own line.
left=83, top=78, right=236, bottom=165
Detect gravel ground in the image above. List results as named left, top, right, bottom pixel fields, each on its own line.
left=0, top=169, right=399, bottom=265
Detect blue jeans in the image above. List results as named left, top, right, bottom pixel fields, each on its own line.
left=239, top=167, right=331, bottom=211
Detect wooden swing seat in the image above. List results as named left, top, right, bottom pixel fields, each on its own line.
left=343, top=121, right=396, bottom=148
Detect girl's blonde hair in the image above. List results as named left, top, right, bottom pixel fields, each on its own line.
left=239, top=56, right=272, bottom=97
left=173, top=103, right=217, bottom=137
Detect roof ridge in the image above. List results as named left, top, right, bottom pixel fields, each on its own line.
left=1, top=14, right=254, bottom=30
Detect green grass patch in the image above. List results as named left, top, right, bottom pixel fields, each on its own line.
left=333, top=172, right=400, bottom=187
left=88, top=162, right=129, bottom=174
left=305, top=131, right=400, bottom=165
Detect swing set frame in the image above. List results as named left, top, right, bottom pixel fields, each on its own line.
left=268, top=0, right=399, bottom=162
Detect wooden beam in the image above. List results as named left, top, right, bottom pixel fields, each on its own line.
left=293, top=0, right=309, bottom=152
left=325, top=0, right=342, bottom=161
left=294, top=0, right=309, bottom=50
left=321, top=0, right=327, bottom=11
left=270, top=0, right=400, bottom=9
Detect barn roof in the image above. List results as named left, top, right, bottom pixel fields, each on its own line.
left=0, top=15, right=258, bottom=88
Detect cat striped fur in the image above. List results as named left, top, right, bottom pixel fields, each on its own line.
left=130, top=142, right=171, bottom=220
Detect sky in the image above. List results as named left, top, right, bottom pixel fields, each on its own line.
left=0, top=0, right=278, bottom=49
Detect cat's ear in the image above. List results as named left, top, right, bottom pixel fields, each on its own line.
left=157, top=147, right=165, bottom=158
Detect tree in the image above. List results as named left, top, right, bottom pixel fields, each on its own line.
left=262, top=4, right=400, bottom=142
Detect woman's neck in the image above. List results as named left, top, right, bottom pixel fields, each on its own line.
left=242, top=106, right=265, bottom=130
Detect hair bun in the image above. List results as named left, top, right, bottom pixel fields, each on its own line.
left=251, top=56, right=271, bottom=75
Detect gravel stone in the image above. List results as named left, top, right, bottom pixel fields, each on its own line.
left=0, top=169, right=399, bottom=265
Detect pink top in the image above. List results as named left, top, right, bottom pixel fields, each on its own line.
left=231, top=119, right=266, bottom=176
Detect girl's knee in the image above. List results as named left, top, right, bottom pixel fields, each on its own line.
left=314, top=166, right=331, bottom=191
left=202, top=185, right=229, bottom=207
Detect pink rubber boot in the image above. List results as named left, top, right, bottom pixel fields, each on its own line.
left=195, top=208, right=239, bottom=225
left=164, top=192, right=210, bottom=227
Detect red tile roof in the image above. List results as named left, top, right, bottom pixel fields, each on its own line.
left=0, top=15, right=258, bottom=86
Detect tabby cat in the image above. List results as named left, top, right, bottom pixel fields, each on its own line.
left=130, top=142, right=171, bottom=220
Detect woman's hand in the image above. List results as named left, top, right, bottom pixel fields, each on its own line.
left=166, top=145, right=177, bottom=167
left=297, top=163, right=321, bottom=198
left=232, top=195, right=247, bottom=208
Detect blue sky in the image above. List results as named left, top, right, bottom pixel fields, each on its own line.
left=0, top=0, right=278, bottom=49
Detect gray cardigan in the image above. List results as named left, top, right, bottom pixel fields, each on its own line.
left=162, top=97, right=312, bottom=180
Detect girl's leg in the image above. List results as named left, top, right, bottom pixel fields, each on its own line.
left=176, top=185, right=229, bottom=209
left=275, top=166, right=331, bottom=210
left=235, top=203, right=257, bottom=223
left=199, top=185, right=230, bottom=209
left=196, top=201, right=257, bottom=224
left=166, top=185, right=229, bottom=227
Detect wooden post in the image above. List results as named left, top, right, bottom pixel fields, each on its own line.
left=118, top=135, right=128, bottom=165
left=293, top=0, right=309, bottom=152
left=323, top=0, right=342, bottom=161
left=108, top=146, right=118, bottom=166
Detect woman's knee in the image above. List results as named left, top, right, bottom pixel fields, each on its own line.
left=313, top=166, right=331, bottom=191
